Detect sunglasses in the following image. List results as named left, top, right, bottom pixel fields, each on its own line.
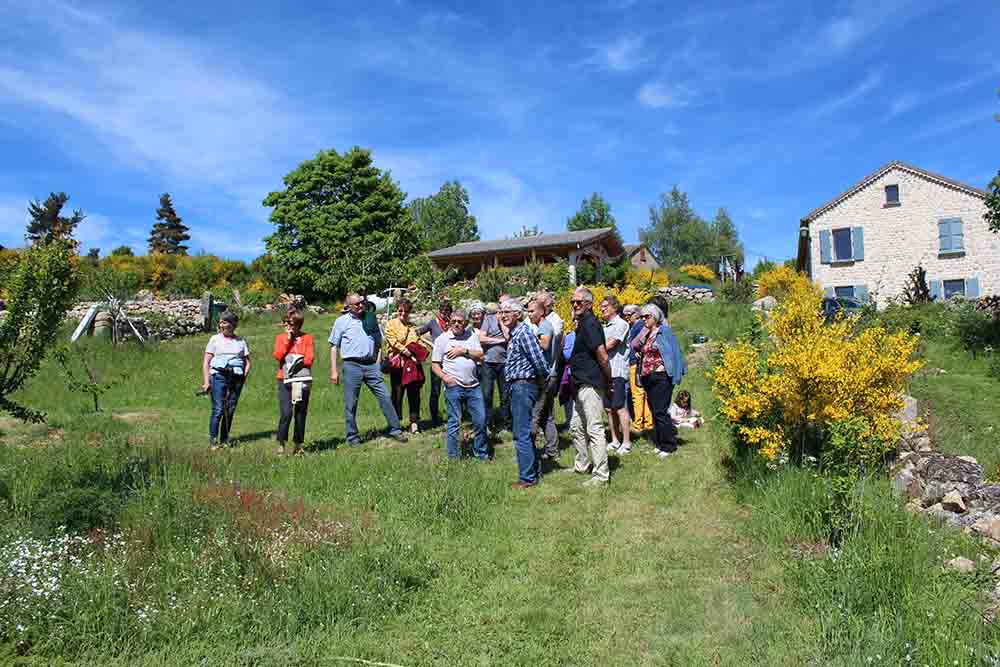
left=450, top=318, right=466, bottom=324
left=570, top=299, right=589, bottom=305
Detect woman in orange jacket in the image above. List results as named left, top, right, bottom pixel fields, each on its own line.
left=273, top=309, right=314, bottom=455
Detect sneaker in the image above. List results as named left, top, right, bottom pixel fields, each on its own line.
left=410, top=423, right=420, bottom=434
left=276, top=443, right=286, bottom=456
left=657, top=450, right=672, bottom=459
left=608, top=442, right=621, bottom=453
left=618, top=443, right=632, bottom=455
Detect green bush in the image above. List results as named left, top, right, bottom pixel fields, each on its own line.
left=953, top=300, right=1000, bottom=356
left=720, top=280, right=754, bottom=304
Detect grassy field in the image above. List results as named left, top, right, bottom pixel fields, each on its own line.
left=1, top=304, right=998, bottom=665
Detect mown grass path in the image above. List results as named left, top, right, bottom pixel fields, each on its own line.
left=4, top=311, right=826, bottom=666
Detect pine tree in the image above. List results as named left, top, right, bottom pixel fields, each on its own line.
left=148, top=193, right=190, bottom=254
left=26, top=192, right=84, bottom=245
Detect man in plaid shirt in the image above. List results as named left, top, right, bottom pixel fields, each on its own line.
left=501, top=300, right=550, bottom=489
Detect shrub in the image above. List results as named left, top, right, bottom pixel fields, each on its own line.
left=900, top=265, right=931, bottom=305
left=755, top=265, right=812, bottom=301
left=953, top=300, right=1000, bottom=356
left=0, top=247, right=20, bottom=299
left=720, top=280, right=754, bottom=304
left=712, top=276, right=922, bottom=464
left=627, top=267, right=670, bottom=291
left=679, top=264, right=715, bottom=282
left=475, top=267, right=510, bottom=302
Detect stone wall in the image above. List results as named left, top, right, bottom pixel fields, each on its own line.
left=808, top=164, right=996, bottom=305
left=656, top=285, right=715, bottom=303
left=67, top=298, right=206, bottom=341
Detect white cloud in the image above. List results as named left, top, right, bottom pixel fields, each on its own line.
left=809, top=68, right=885, bottom=118
left=637, top=82, right=695, bottom=109
left=824, top=18, right=863, bottom=51
left=583, top=35, right=647, bottom=72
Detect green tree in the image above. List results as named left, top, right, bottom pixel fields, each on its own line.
left=148, top=193, right=190, bottom=255
left=110, top=245, right=134, bottom=257
left=0, top=240, right=79, bottom=421
left=408, top=181, right=479, bottom=251
left=262, top=147, right=422, bottom=298
left=26, top=192, right=84, bottom=245
left=567, top=193, right=616, bottom=232
left=986, top=171, right=1000, bottom=233
left=710, top=208, right=744, bottom=263
left=640, top=187, right=743, bottom=267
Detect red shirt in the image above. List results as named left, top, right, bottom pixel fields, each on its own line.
left=273, top=333, right=315, bottom=379
left=640, top=334, right=665, bottom=378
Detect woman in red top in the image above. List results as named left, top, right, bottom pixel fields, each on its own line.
left=273, top=309, right=315, bottom=455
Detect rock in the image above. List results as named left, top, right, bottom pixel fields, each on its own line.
left=920, top=455, right=983, bottom=507
left=946, top=556, right=976, bottom=574
left=891, top=454, right=925, bottom=500
left=958, top=456, right=980, bottom=465
left=942, top=490, right=967, bottom=513
left=134, top=289, right=155, bottom=302
left=905, top=499, right=923, bottom=514
left=971, top=516, right=1000, bottom=543
left=751, top=295, right=777, bottom=312
left=926, top=503, right=963, bottom=526
left=895, top=395, right=919, bottom=426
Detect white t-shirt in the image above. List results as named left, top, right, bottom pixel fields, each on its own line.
left=205, top=334, right=250, bottom=375
left=432, top=329, right=483, bottom=388
left=603, top=316, right=630, bottom=379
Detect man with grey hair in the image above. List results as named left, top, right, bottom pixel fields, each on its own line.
left=502, top=299, right=550, bottom=488
left=431, top=308, right=488, bottom=460
left=330, top=292, right=406, bottom=446
left=568, top=287, right=612, bottom=486
left=479, top=293, right=512, bottom=435
left=527, top=299, right=558, bottom=459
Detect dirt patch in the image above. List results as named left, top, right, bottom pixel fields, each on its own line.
left=687, top=343, right=718, bottom=369
left=113, top=411, right=161, bottom=423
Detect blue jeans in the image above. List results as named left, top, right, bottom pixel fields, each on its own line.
left=342, top=360, right=402, bottom=444
left=510, top=380, right=540, bottom=484
left=444, top=384, right=488, bottom=460
left=209, top=372, right=244, bottom=443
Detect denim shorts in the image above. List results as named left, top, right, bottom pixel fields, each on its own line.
left=602, top=377, right=628, bottom=410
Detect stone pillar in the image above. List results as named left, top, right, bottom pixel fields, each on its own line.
left=93, top=311, right=113, bottom=340
left=200, top=292, right=213, bottom=332
left=568, top=251, right=578, bottom=286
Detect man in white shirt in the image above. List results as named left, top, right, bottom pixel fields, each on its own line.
left=600, top=294, right=632, bottom=454
left=431, top=309, right=488, bottom=460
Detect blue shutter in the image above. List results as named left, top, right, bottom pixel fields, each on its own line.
left=938, top=220, right=950, bottom=252
left=966, top=277, right=980, bottom=298
left=930, top=280, right=942, bottom=301
left=824, top=286, right=834, bottom=297
left=819, top=230, right=832, bottom=264
left=951, top=219, right=964, bottom=250
left=852, top=227, right=864, bottom=261
left=854, top=284, right=869, bottom=303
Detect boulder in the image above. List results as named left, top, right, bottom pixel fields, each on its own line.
left=891, top=454, right=927, bottom=500
left=941, top=490, right=967, bottom=514
left=945, top=556, right=976, bottom=574
left=920, top=455, right=983, bottom=507
left=751, top=296, right=777, bottom=312
left=972, top=516, right=1000, bottom=543
left=134, top=289, right=156, bottom=302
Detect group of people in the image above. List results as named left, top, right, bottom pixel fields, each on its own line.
left=199, top=286, right=698, bottom=489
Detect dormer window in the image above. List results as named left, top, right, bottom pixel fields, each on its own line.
left=884, top=184, right=900, bottom=207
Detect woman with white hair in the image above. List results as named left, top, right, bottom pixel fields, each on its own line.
left=637, top=302, right=687, bottom=458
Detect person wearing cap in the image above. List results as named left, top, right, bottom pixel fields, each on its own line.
left=202, top=311, right=252, bottom=450
left=273, top=308, right=314, bottom=455
left=502, top=300, right=550, bottom=489
left=330, top=292, right=407, bottom=447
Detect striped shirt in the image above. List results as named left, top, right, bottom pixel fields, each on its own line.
left=505, top=320, right=550, bottom=382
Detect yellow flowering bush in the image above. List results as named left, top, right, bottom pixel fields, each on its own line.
left=712, top=277, right=922, bottom=462
left=755, top=265, right=813, bottom=301
left=679, top=264, right=715, bottom=282
left=554, top=284, right=652, bottom=332
left=627, top=267, right=670, bottom=290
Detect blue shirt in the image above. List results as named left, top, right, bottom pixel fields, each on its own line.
left=505, top=321, right=550, bottom=382
left=481, top=313, right=508, bottom=364
left=329, top=313, right=378, bottom=360
left=628, top=320, right=645, bottom=365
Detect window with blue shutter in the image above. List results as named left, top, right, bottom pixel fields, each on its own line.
left=851, top=227, right=864, bottom=261
left=943, top=279, right=966, bottom=299
left=854, top=284, right=869, bottom=303
left=834, top=286, right=855, bottom=298
left=832, top=228, right=852, bottom=261
left=885, top=184, right=899, bottom=206
left=938, top=218, right=964, bottom=253
left=819, top=230, right=832, bottom=264
left=930, top=280, right=942, bottom=300
left=966, top=277, right=980, bottom=298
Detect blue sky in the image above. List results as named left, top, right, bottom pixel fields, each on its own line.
left=0, top=0, right=997, bottom=267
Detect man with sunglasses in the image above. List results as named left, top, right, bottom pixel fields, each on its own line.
left=431, top=309, right=488, bottom=460
left=568, top=287, right=613, bottom=486
left=330, top=292, right=406, bottom=447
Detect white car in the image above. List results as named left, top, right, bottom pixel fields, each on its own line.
left=365, top=287, right=407, bottom=312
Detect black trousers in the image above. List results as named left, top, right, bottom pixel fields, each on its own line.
left=642, top=372, right=677, bottom=453
left=480, top=362, right=510, bottom=431
left=277, top=380, right=311, bottom=444
left=389, top=368, right=422, bottom=425
left=429, top=372, right=443, bottom=425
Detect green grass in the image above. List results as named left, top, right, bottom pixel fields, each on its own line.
left=0, top=305, right=997, bottom=665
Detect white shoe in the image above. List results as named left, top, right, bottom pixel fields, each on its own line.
left=618, top=444, right=632, bottom=455
left=657, top=450, right=672, bottom=459
left=608, top=442, right=621, bottom=453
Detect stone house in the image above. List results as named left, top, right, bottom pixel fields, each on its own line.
left=624, top=243, right=660, bottom=271
left=427, top=227, right=624, bottom=285
left=796, top=161, right=996, bottom=305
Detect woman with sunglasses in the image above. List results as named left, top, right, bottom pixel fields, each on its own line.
left=273, top=308, right=314, bottom=455
left=385, top=298, right=425, bottom=434
left=637, top=302, right=687, bottom=458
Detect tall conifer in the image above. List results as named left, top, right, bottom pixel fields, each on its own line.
left=26, top=192, right=84, bottom=245
left=148, top=193, right=190, bottom=254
